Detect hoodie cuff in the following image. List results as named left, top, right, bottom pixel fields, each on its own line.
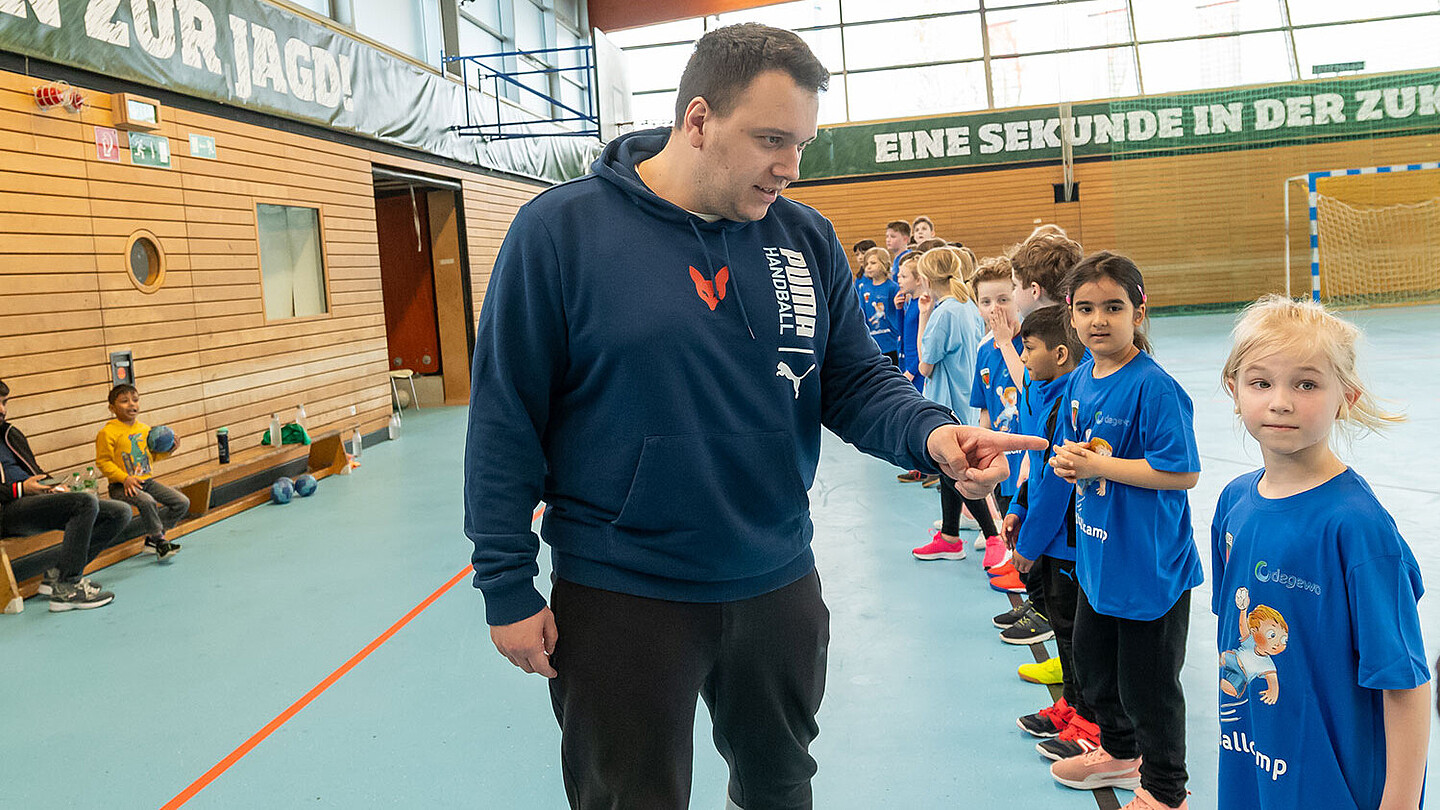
left=480, top=579, right=548, bottom=627
left=913, top=411, right=961, bottom=475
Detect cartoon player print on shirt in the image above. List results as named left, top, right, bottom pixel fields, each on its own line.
left=1076, top=429, right=1113, bottom=496
left=123, top=432, right=152, bottom=477
left=776, top=361, right=815, bottom=399
left=994, top=385, right=1020, bottom=432
left=1219, top=587, right=1289, bottom=706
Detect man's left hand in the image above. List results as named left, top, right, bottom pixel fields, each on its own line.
left=927, top=425, right=1047, bottom=498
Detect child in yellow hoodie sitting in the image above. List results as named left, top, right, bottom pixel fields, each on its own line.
left=96, top=384, right=188, bottom=561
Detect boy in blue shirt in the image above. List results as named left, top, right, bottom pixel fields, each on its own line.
left=1001, top=306, right=1104, bottom=760
left=969, top=255, right=1024, bottom=569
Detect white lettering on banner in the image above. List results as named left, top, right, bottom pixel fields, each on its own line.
left=229, top=14, right=251, bottom=98
left=0, top=0, right=60, bottom=27
left=862, top=84, right=1440, bottom=167
left=177, top=0, right=221, bottom=74
left=284, top=36, right=314, bottom=101
left=86, top=0, right=128, bottom=46
left=132, top=0, right=177, bottom=60
left=249, top=22, right=287, bottom=93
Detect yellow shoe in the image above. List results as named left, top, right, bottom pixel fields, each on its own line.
left=1019, top=656, right=1063, bottom=685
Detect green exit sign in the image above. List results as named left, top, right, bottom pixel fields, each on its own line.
left=188, top=133, right=217, bottom=160
left=129, top=132, right=171, bottom=168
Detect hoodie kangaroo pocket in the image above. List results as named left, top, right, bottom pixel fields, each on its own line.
left=611, top=432, right=810, bottom=580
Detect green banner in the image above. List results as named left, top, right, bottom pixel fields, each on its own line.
left=0, top=0, right=592, bottom=181
left=800, top=70, right=1440, bottom=180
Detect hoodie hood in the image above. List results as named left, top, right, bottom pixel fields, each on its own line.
left=593, top=128, right=757, bottom=233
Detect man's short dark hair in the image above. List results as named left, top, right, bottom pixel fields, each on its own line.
left=108, top=384, right=137, bottom=406
left=852, top=239, right=877, bottom=254
left=0, top=378, right=8, bottom=398
left=1020, top=305, right=1083, bottom=360
left=885, top=220, right=911, bottom=238
left=673, top=23, right=830, bottom=126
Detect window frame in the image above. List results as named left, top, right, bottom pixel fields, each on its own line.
left=254, top=201, right=334, bottom=325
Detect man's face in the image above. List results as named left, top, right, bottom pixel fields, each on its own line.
left=687, top=70, right=819, bottom=222
left=885, top=229, right=907, bottom=254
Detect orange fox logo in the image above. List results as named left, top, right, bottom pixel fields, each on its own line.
left=689, top=266, right=729, bottom=311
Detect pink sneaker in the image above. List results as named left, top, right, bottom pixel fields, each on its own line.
left=912, top=533, right=967, bottom=561
left=981, top=535, right=1008, bottom=569
left=1050, top=748, right=1142, bottom=791
left=1122, top=787, right=1189, bottom=810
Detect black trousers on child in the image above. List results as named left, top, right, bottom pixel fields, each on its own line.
left=938, top=473, right=998, bottom=538
left=1035, top=555, right=1089, bottom=718
left=548, top=570, right=830, bottom=810
left=1073, top=587, right=1191, bottom=808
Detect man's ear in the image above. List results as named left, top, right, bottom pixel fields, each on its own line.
left=683, top=97, right=710, bottom=148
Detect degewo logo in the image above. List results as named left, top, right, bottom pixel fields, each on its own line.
left=1253, top=561, right=1322, bottom=596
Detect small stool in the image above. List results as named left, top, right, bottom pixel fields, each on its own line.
left=389, top=369, right=419, bottom=422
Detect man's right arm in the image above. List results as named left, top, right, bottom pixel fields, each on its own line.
left=464, top=206, right=567, bottom=629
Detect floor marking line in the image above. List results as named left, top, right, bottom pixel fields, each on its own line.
left=161, top=505, right=545, bottom=809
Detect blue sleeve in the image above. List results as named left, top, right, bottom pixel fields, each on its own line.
left=1138, top=378, right=1201, bottom=473
left=919, top=307, right=954, bottom=365
left=464, top=204, right=562, bottom=626
left=968, top=344, right=988, bottom=409
left=817, top=233, right=956, bottom=472
left=1210, top=495, right=1227, bottom=618
left=1348, top=542, right=1429, bottom=691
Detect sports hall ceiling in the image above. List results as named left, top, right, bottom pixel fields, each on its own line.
left=588, top=0, right=782, bottom=32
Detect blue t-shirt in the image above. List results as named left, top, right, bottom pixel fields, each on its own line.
left=856, top=276, right=902, bottom=354
left=1011, top=374, right=1075, bottom=562
left=920, top=298, right=983, bottom=425
left=1061, top=351, right=1202, bottom=620
left=898, top=298, right=922, bottom=392
left=1211, top=468, right=1428, bottom=810
left=969, top=335, right=1025, bottom=495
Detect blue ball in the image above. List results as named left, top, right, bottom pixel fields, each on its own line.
left=294, top=474, right=317, bottom=497
left=147, top=425, right=176, bottom=455
left=270, top=477, right=295, bottom=505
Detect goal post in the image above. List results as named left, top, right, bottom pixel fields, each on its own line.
left=1285, top=163, right=1440, bottom=306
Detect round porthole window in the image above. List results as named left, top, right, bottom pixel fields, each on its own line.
left=126, top=230, right=165, bottom=293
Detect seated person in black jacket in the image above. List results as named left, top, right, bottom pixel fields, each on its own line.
left=0, top=379, right=131, bottom=611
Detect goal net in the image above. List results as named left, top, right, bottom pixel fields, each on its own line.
left=1306, top=164, right=1440, bottom=307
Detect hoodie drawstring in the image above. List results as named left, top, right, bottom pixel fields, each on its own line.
left=688, top=219, right=756, bottom=341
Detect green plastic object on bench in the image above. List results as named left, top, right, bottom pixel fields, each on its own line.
left=261, top=423, right=311, bottom=446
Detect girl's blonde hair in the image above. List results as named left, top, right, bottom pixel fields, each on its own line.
left=917, top=246, right=975, bottom=303
left=1221, top=294, right=1403, bottom=433
left=861, top=246, right=892, bottom=278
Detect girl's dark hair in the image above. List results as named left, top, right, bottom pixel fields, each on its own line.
left=673, top=23, right=830, bottom=126
left=1063, top=250, right=1152, bottom=353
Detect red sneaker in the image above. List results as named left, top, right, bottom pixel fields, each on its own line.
left=989, top=570, right=1026, bottom=593
left=1037, top=711, right=1102, bottom=760
left=1017, top=697, right=1074, bottom=738
left=896, top=470, right=925, bottom=482
left=986, top=560, right=1018, bottom=579
left=981, top=535, right=1009, bottom=569
left=912, top=534, right=967, bottom=561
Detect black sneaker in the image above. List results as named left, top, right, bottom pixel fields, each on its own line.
left=920, top=474, right=941, bottom=488
left=155, top=540, right=181, bottom=563
left=999, top=609, right=1055, bottom=645
left=49, top=579, right=115, bottom=612
left=1017, top=701, right=1071, bottom=738
left=992, top=599, right=1032, bottom=629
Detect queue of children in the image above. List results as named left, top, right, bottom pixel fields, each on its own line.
left=0, top=380, right=189, bottom=612
left=849, top=216, right=1429, bottom=810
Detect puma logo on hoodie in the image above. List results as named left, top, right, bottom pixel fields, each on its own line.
left=689, top=265, right=729, bottom=311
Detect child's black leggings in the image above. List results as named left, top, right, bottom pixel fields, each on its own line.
left=937, top=472, right=998, bottom=538
left=1073, top=587, right=1191, bottom=808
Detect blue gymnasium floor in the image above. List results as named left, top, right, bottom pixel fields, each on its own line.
left=3, top=306, right=1440, bottom=809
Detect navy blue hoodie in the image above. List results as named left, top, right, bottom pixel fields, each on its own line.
left=464, top=128, right=956, bottom=625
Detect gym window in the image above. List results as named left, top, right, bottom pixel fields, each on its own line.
left=257, top=204, right=329, bottom=320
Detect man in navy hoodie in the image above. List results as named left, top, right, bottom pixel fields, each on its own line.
left=465, top=23, right=1044, bottom=810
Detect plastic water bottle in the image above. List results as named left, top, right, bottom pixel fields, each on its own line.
left=350, top=425, right=363, bottom=459
left=69, top=471, right=82, bottom=492
left=269, top=413, right=282, bottom=446
left=216, top=427, right=230, bottom=464
left=294, top=404, right=307, bottom=430
left=83, top=466, right=98, bottom=492
left=387, top=412, right=399, bottom=440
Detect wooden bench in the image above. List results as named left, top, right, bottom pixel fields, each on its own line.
left=1, top=432, right=348, bottom=613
